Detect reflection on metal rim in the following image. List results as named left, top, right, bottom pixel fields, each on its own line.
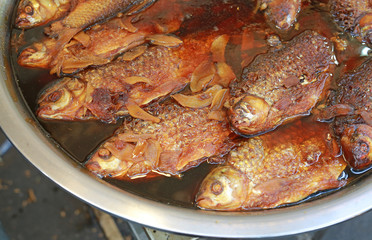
left=1, top=0, right=372, bottom=237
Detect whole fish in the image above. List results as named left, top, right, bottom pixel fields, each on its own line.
left=45, top=0, right=157, bottom=54
left=15, top=0, right=72, bottom=29
left=318, top=59, right=372, bottom=171
left=258, top=0, right=302, bottom=30
left=18, top=0, right=184, bottom=74
left=196, top=120, right=347, bottom=210
left=228, top=30, right=335, bottom=137
left=85, top=102, right=235, bottom=179
left=329, top=0, right=372, bottom=46
left=36, top=32, right=218, bottom=123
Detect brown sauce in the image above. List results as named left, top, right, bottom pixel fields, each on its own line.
left=8, top=0, right=372, bottom=209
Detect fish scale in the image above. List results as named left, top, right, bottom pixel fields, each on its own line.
left=62, top=0, right=138, bottom=28
left=85, top=103, right=235, bottom=179
left=196, top=120, right=347, bottom=210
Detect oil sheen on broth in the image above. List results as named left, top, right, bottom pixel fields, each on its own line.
left=9, top=0, right=370, bottom=209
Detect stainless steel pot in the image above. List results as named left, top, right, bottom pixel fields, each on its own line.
left=1, top=0, right=372, bottom=238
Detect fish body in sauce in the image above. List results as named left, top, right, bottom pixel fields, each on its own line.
left=45, top=0, right=156, bottom=54
left=18, top=0, right=184, bottom=74
left=258, top=0, right=302, bottom=30
left=196, top=120, right=347, bottom=210
left=16, top=0, right=72, bottom=29
left=318, top=59, right=372, bottom=171
left=36, top=32, right=218, bottom=123
left=228, top=30, right=335, bottom=136
left=329, top=0, right=372, bottom=46
left=85, top=102, right=234, bottom=179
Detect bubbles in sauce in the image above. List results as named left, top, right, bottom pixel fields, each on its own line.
left=9, top=0, right=372, bottom=209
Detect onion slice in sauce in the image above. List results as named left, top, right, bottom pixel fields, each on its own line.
left=126, top=100, right=161, bottom=123
left=172, top=85, right=223, bottom=108
left=123, top=76, right=153, bottom=85
left=211, top=34, right=229, bottom=62
left=147, top=34, right=183, bottom=47
left=190, top=60, right=216, bottom=92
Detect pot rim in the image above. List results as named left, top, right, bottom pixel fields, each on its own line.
left=1, top=1, right=372, bottom=238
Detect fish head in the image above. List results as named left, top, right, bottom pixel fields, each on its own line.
left=196, top=166, right=247, bottom=211
left=16, top=0, right=58, bottom=28
left=261, top=0, right=301, bottom=30
left=17, top=39, right=55, bottom=68
left=37, top=78, right=89, bottom=120
left=358, top=13, right=372, bottom=46
left=85, top=141, right=134, bottom=178
left=341, top=124, right=372, bottom=171
left=228, top=94, right=270, bottom=136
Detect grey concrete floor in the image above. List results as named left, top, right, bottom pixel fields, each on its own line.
left=1, top=127, right=372, bottom=240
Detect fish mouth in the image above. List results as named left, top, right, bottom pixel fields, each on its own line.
left=18, top=46, right=50, bottom=68
left=16, top=18, right=31, bottom=28
left=195, top=196, right=214, bottom=209
left=18, top=47, right=37, bottom=65
left=341, top=124, right=372, bottom=170
left=228, top=95, right=270, bottom=136
left=15, top=12, right=34, bottom=29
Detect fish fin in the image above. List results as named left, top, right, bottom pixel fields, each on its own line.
left=126, top=0, right=158, bottom=16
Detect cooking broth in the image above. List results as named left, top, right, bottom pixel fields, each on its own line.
left=9, top=0, right=372, bottom=209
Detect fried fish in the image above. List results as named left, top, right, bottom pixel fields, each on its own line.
left=45, top=0, right=157, bottom=55
left=318, top=59, right=372, bottom=171
left=15, top=0, right=72, bottom=29
left=18, top=0, right=184, bottom=74
left=329, top=0, right=372, bottom=46
left=196, top=120, right=347, bottom=210
left=85, top=102, right=234, bottom=179
left=228, top=30, right=335, bottom=136
left=36, top=32, right=220, bottom=123
left=258, top=0, right=302, bottom=30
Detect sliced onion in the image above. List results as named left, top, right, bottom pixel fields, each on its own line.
left=104, top=140, right=135, bottom=161
left=126, top=100, right=161, bottom=123
left=207, top=110, right=227, bottom=121
left=121, top=17, right=138, bottom=33
left=117, top=132, right=155, bottom=142
left=210, top=88, right=229, bottom=110
left=360, top=111, right=372, bottom=126
left=144, top=139, right=162, bottom=167
left=136, top=80, right=188, bottom=105
left=61, top=57, right=109, bottom=73
left=190, top=60, right=216, bottom=92
left=147, top=34, right=183, bottom=47
left=172, top=85, right=222, bottom=108
left=73, top=31, right=91, bottom=47
left=121, top=45, right=147, bottom=61
left=123, top=76, right=152, bottom=85
left=211, top=34, right=229, bottom=63
left=132, top=138, right=148, bottom=158
left=212, top=62, right=236, bottom=87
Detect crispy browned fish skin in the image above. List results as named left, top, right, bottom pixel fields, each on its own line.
left=196, top=120, right=347, bottom=211
left=228, top=30, right=335, bottom=136
left=18, top=0, right=183, bottom=74
left=16, top=0, right=72, bottom=29
left=36, top=33, right=216, bottom=123
left=329, top=0, right=372, bottom=46
left=320, top=59, right=372, bottom=170
left=46, top=0, right=156, bottom=54
left=85, top=102, right=234, bottom=179
left=259, top=0, right=302, bottom=30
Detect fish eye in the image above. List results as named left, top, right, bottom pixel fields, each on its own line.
left=98, top=148, right=112, bottom=160
left=47, top=90, right=63, bottom=102
left=211, top=180, right=224, bottom=195
left=25, top=5, right=34, bottom=15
